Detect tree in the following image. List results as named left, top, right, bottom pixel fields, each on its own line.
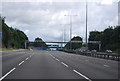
left=65, top=36, right=82, bottom=50
left=88, top=26, right=120, bottom=53
left=2, top=17, right=28, bottom=49
left=88, top=31, right=101, bottom=51
left=34, top=37, right=47, bottom=48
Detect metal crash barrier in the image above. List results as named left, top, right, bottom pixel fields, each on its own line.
left=64, top=50, right=120, bottom=61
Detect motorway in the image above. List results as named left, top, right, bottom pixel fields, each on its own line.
left=1, top=50, right=119, bottom=80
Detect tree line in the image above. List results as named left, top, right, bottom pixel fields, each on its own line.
left=1, top=16, right=28, bottom=49
left=28, top=37, right=48, bottom=49
left=1, top=16, right=48, bottom=49
left=64, top=26, right=120, bottom=54
left=1, top=15, right=120, bottom=53
left=88, top=26, right=120, bottom=53
left=64, top=36, right=83, bottom=50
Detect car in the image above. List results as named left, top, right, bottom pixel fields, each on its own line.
left=106, top=50, right=112, bottom=53
left=91, top=50, right=97, bottom=53
left=78, top=49, right=86, bottom=52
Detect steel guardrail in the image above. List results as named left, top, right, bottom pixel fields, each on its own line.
left=63, top=50, right=120, bottom=61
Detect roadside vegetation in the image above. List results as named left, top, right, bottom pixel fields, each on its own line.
left=28, top=37, right=48, bottom=49
left=64, top=36, right=83, bottom=50
left=88, top=26, right=120, bottom=53
left=1, top=16, right=28, bottom=49
left=1, top=16, right=120, bottom=53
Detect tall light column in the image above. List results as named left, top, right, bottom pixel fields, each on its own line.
left=64, top=14, right=78, bottom=50
left=85, top=0, right=88, bottom=48
left=60, top=24, right=68, bottom=42
left=60, top=24, right=69, bottom=47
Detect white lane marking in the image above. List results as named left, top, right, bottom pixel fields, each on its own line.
left=50, top=54, right=60, bottom=62
left=104, top=65, right=110, bottom=67
left=29, top=55, right=32, bottom=58
left=0, top=68, right=16, bottom=81
left=61, top=62, right=69, bottom=67
left=50, top=54, right=55, bottom=58
left=18, top=61, right=25, bottom=66
left=50, top=55, right=56, bottom=59
left=73, top=69, right=92, bottom=81
left=56, top=58, right=60, bottom=62
left=50, top=54, right=53, bottom=57
left=25, top=57, right=29, bottom=60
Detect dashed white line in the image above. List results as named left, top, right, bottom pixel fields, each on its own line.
left=52, top=56, right=55, bottom=59
left=61, top=62, right=69, bottom=67
left=50, top=54, right=52, bottom=56
left=104, top=65, right=110, bottom=67
left=73, top=69, right=92, bottom=81
left=0, top=68, right=16, bottom=81
left=18, top=61, right=24, bottom=66
left=56, top=58, right=60, bottom=62
left=29, top=55, right=33, bottom=58
left=50, top=54, right=55, bottom=58
left=25, top=57, right=29, bottom=60
left=49, top=54, right=91, bottom=81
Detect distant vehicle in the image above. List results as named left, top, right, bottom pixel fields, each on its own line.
left=78, top=49, right=86, bottom=52
left=106, top=50, right=112, bottom=53
left=91, top=50, right=97, bottom=53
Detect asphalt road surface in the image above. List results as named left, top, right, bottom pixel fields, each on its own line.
left=1, top=50, right=119, bottom=80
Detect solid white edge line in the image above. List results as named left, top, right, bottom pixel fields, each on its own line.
left=73, top=69, right=92, bottom=81
left=18, top=61, right=24, bottom=66
left=0, top=68, right=16, bottom=81
left=61, top=62, right=69, bottom=67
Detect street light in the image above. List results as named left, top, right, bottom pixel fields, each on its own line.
left=60, top=24, right=70, bottom=42
left=64, top=14, right=78, bottom=50
left=85, top=0, right=88, bottom=48
left=60, top=24, right=70, bottom=49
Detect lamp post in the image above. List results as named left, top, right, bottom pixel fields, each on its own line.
left=85, top=0, right=88, bottom=48
left=60, top=24, right=70, bottom=49
left=60, top=24, right=70, bottom=42
left=64, top=14, right=78, bottom=50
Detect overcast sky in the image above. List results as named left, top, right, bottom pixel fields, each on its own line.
left=1, top=0, right=119, bottom=42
